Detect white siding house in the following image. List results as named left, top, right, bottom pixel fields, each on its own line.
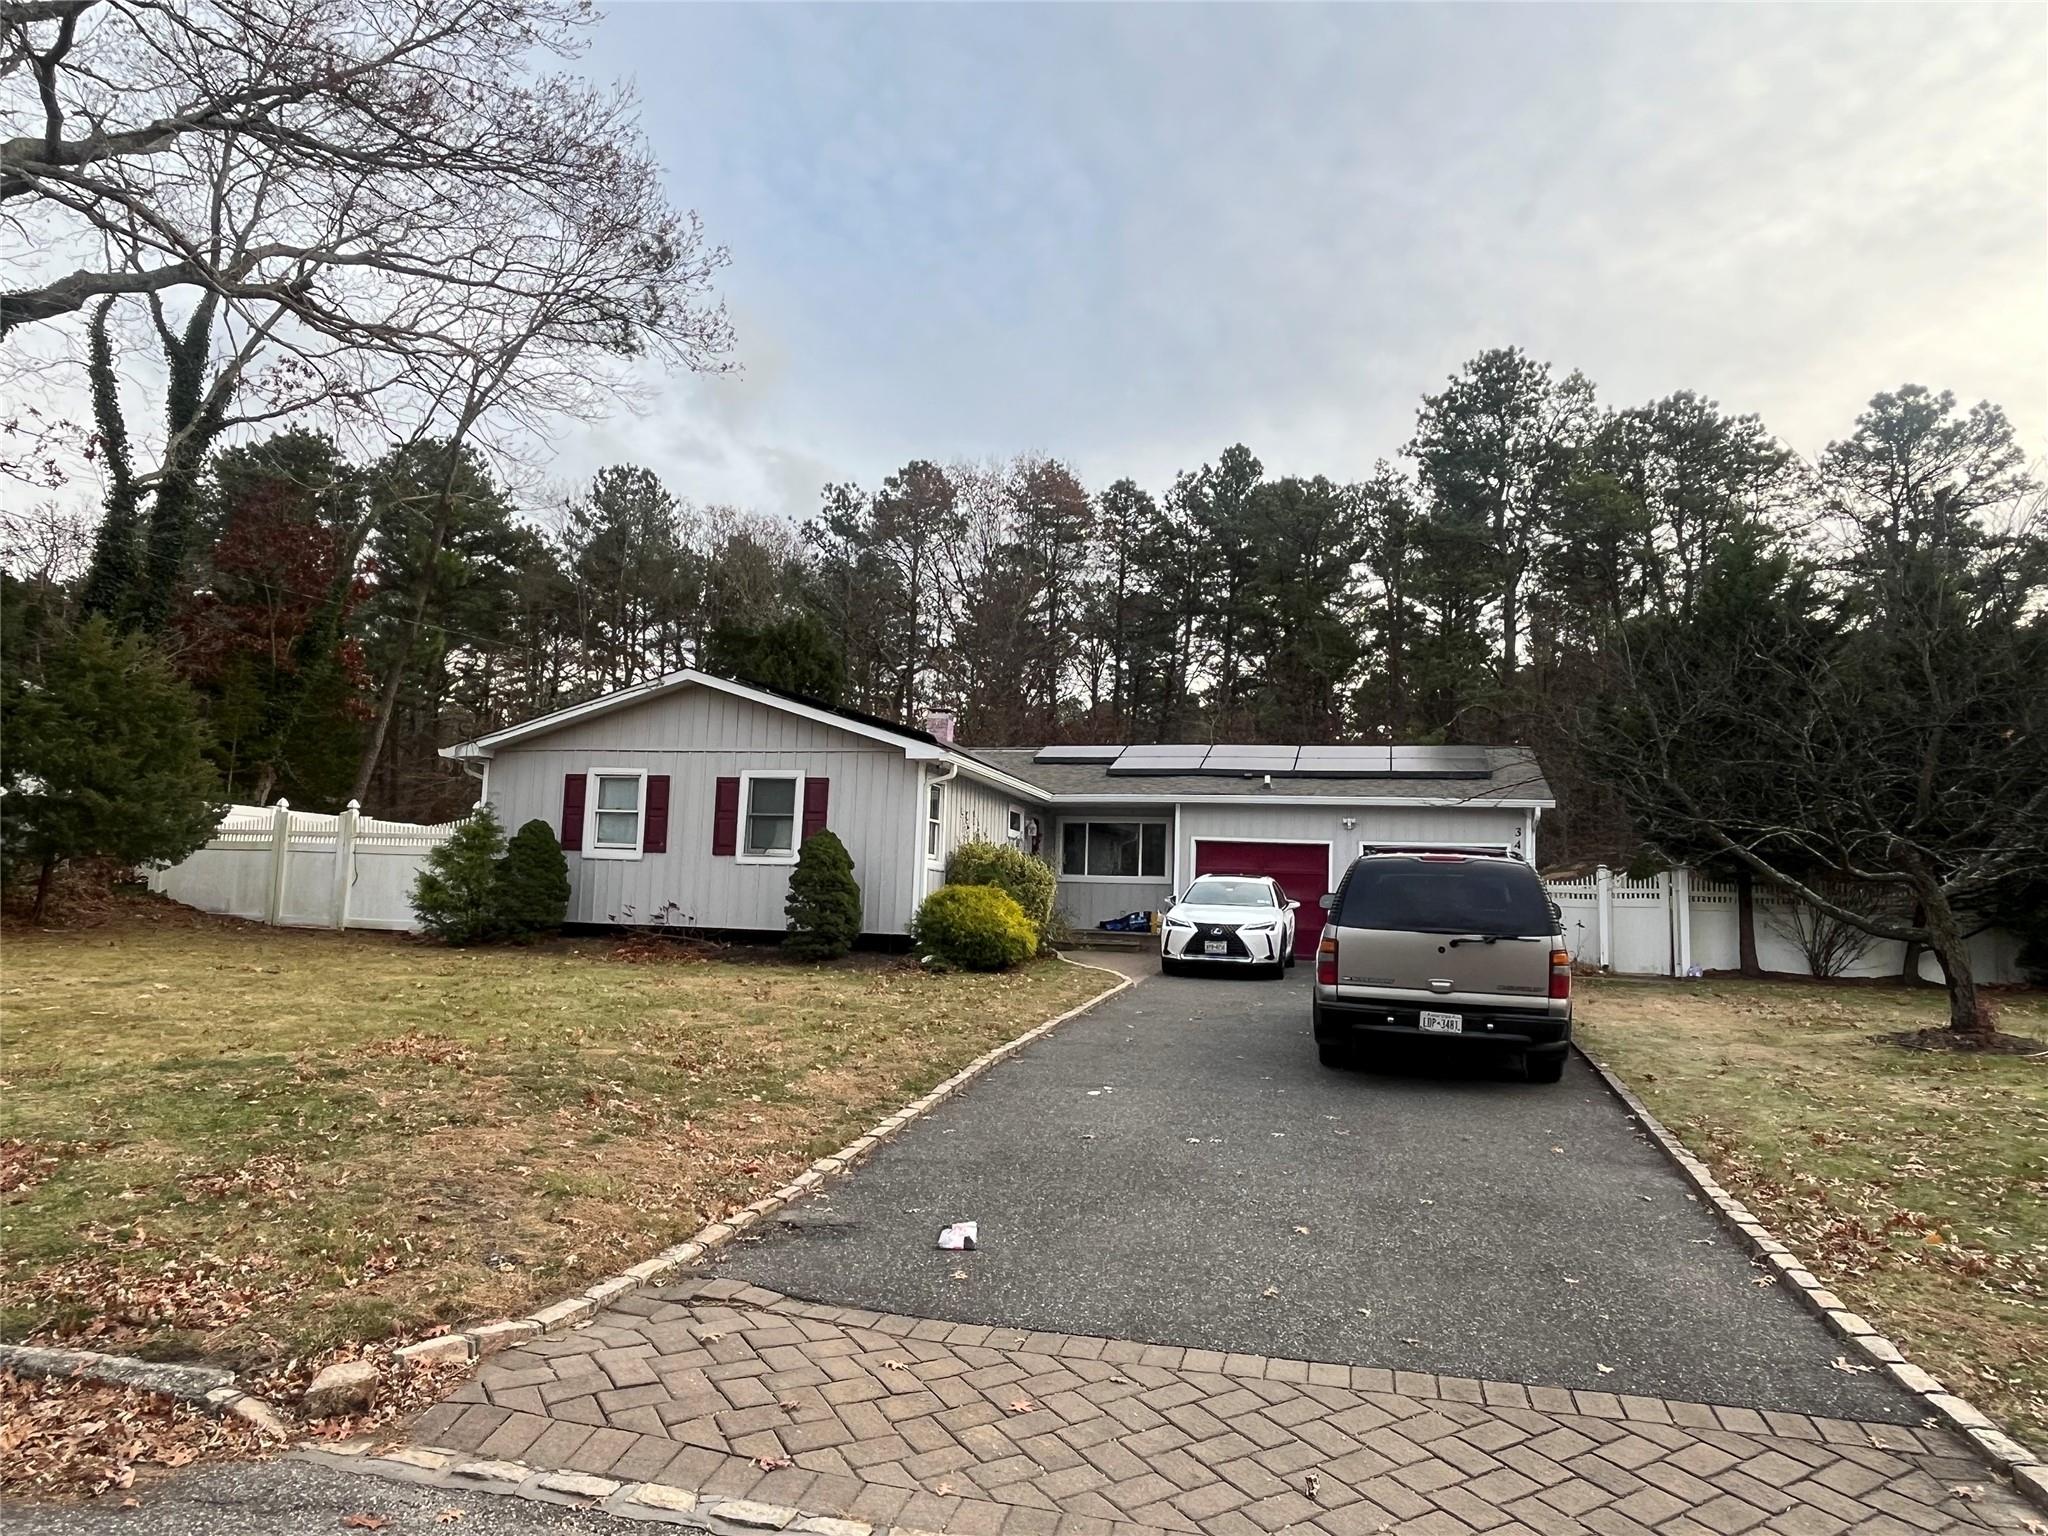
left=444, top=672, right=1555, bottom=948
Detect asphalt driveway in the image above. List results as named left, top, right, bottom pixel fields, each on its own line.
left=721, top=966, right=1919, bottom=1423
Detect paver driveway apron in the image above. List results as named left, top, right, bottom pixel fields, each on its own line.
left=390, top=971, right=2037, bottom=1535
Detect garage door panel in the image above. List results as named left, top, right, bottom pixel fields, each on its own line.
left=1192, top=839, right=1330, bottom=956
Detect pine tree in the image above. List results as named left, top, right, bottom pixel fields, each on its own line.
left=783, top=829, right=862, bottom=961
left=494, top=818, right=571, bottom=941
left=411, top=803, right=507, bottom=945
left=0, top=618, right=224, bottom=919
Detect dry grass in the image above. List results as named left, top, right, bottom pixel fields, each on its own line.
left=0, top=903, right=1112, bottom=1370
left=1575, top=977, right=2047, bottom=1453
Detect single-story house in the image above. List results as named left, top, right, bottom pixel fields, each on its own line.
left=442, top=670, right=1555, bottom=957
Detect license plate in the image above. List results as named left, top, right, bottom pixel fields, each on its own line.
left=1418, top=1011, right=1463, bottom=1034
left=1203, top=941, right=1228, bottom=955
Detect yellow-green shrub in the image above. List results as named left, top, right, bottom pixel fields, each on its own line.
left=912, top=883, right=1037, bottom=972
left=946, top=839, right=1057, bottom=951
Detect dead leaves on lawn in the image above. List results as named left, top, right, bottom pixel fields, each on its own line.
left=352, top=1032, right=475, bottom=1070
left=0, top=1369, right=266, bottom=1500
left=0, top=1137, right=107, bottom=1197
left=10, top=1249, right=304, bottom=1348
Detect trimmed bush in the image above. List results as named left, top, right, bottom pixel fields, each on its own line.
left=785, top=829, right=862, bottom=961
left=913, top=883, right=1036, bottom=972
left=946, top=839, right=1057, bottom=951
left=412, top=804, right=506, bottom=945
left=494, top=818, right=570, bottom=941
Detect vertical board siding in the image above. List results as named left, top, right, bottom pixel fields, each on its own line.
left=484, top=687, right=921, bottom=934
left=918, top=772, right=1034, bottom=906
left=944, top=777, right=1021, bottom=859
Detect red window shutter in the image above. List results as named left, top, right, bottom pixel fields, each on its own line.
left=712, top=776, right=740, bottom=857
left=560, top=773, right=587, bottom=851
left=802, top=777, right=829, bottom=841
left=644, top=775, right=671, bottom=853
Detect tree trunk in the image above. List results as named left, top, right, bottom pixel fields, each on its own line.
left=31, top=854, right=57, bottom=922
left=1735, top=864, right=1761, bottom=978
left=1900, top=900, right=1930, bottom=985
left=351, top=582, right=434, bottom=806
left=1919, top=882, right=1993, bottom=1042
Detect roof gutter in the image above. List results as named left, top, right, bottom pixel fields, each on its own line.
left=942, top=752, right=1052, bottom=802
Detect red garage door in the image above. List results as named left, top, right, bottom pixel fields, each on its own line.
left=1192, top=840, right=1331, bottom=957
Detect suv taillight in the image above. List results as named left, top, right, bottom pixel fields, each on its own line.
left=1549, top=948, right=1572, bottom=1000
left=1316, top=936, right=1338, bottom=986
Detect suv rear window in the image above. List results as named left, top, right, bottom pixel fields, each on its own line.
left=1337, top=858, right=1553, bottom=937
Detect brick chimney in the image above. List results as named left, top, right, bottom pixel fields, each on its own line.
left=923, top=710, right=957, bottom=745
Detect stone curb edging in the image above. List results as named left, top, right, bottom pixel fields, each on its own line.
left=0, top=1341, right=291, bottom=1441
left=394, top=958, right=1135, bottom=1374
left=1575, top=1045, right=2048, bottom=1512
left=305, top=1438, right=908, bottom=1534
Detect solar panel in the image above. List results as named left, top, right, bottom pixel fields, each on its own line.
left=1033, top=745, right=1123, bottom=763
left=1295, top=746, right=1393, bottom=775
left=1107, top=744, right=1211, bottom=775
left=1390, top=745, right=1491, bottom=778
left=1201, top=746, right=1300, bottom=773
left=1204, top=744, right=1298, bottom=762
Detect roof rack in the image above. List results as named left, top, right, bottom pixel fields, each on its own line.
left=1355, top=842, right=1521, bottom=859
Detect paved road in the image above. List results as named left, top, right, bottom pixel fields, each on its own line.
left=721, top=968, right=1916, bottom=1422
left=2, top=1458, right=616, bottom=1536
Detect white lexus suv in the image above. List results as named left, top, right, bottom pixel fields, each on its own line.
left=1160, top=874, right=1299, bottom=978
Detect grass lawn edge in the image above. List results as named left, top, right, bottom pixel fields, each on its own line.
left=0, top=938, right=1132, bottom=1497
left=1570, top=1041, right=2048, bottom=1511
left=360, top=956, right=1135, bottom=1387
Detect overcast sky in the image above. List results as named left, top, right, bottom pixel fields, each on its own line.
left=548, top=2, right=2045, bottom=520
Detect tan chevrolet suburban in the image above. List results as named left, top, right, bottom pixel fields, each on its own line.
left=1312, top=845, right=1573, bottom=1082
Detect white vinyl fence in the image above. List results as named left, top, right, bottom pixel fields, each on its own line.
left=1546, top=866, right=2025, bottom=983
left=148, top=801, right=464, bottom=932
left=150, top=811, right=2028, bottom=981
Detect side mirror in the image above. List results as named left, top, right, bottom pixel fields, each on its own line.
left=1317, top=893, right=1336, bottom=911
left=1286, top=899, right=1300, bottom=911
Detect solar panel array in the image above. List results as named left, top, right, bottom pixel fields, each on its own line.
left=1062, top=743, right=1493, bottom=780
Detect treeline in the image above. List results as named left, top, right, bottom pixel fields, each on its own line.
left=3, top=347, right=2037, bottom=870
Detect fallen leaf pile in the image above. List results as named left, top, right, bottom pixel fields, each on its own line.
left=250, top=1350, right=470, bottom=1442
left=176, top=1154, right=306, bottom=1207
left=352, top=1032, right=476, bottom=1070
left=0, top=1369, right=266, bottom=1499
left=1, top=1138, right=106, bottom=1197
left=10, top=1249, right=305, bottom=1346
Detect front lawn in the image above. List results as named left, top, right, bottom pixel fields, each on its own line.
left=0, top=906, right=1112, bottom=1371
left=1575, top=977, right=2046, bottom=1453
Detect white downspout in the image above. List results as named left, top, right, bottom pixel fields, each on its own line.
left=919, top=760, right=959, bottom=908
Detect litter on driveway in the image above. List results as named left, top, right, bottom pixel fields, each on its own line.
left=937, top=1221, right=978, bottom=1251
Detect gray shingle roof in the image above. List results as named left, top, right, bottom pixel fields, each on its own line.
left=965, top=746, right=1553, bottom=805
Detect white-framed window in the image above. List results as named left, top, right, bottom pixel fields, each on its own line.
left=1061, top=820, right=1168, bottom=881
left=1007, top=806, right=1024, bottom=843
left=585, top=768, right=648, bottom=860
left=926, top=781, right=946, bottom=864
left=738, top=770, right=804, bottom=864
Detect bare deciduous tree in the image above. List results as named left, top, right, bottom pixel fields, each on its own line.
left=4, top=0, right=733, bottom=629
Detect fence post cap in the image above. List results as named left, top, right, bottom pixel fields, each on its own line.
left=345, top=799, right=361, bottom=811
left=274, top=798, right=290, bottom=809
